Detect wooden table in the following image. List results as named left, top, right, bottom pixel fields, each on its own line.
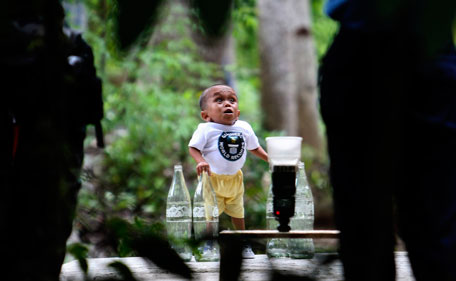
left=60, top=230, right=415, bottom=280
left=61, top=253, right=415, bottom=281
left=219, top=229, right=340, bottom=239
left=217, top=229, right=340, bottom=280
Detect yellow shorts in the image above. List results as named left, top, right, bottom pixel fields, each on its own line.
left=209, top=170, right=244, bottom=219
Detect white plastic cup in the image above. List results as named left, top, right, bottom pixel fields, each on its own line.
left=266, top=136, right=302, bottom=167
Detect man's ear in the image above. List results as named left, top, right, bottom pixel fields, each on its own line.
left=201, top=110, right=210, bottom=122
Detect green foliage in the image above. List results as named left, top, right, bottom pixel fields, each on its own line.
left=232, top=0, right=259, bottom=70
left=108, top=261, right=138, bottom=281
left=67, top=243, right=90, bottom=273
left=67, top=0, right=336, bottom=258
left=109, top=0, right=165, bottom=53
left=232, top=0, right=338, bottom=66
left=101, top=85, right=201, bottom=217
left=70, top=2, right=223, bottom=254
left=311, top=0, right=339, bottom=60
left=190, top=0, right=234, bottom=38
left=97, top=5, right=222, bottom=221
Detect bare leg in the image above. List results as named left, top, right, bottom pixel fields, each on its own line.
left=231, top=217, right=245, bottom=230
left=231, top=217, right=255, bottom=258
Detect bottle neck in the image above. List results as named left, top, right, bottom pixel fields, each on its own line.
left=296, top=166, right=309, bottom=189
left=173, top=168, right=184, bottom=187
left=170, top=166, right=189, bottom=199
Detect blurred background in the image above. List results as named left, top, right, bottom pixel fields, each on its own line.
left=62, top=0, right=339, bottom=259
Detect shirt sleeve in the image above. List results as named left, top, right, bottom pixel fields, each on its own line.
left=188, top=123, right=207, bottom=151
left=243, top=122, right=260, bottom=150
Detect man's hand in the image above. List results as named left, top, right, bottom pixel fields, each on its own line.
left=189, top=147, right=212, bottom=176
left=196, top=161, right=211, bottom=176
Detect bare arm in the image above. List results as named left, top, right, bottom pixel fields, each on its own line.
left=189, top=146, right=211, bottom=176
left=249, top=146, right=268, bottom=162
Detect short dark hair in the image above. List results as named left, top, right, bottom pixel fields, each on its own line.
left=199, top=84, right=234, bottom=110
left=199, top=88, right=211, bottom=110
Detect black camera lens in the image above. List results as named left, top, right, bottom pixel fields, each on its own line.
left=271, top=165, right=296, bottom=232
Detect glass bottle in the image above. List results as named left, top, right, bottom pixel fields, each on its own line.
left=289, top=161, right=315, bottom=259
left=193, top=171, right=219, bottom=261
left=266, top=182, right=288, bottom=258
left=166, top=164, right=193, bottom=261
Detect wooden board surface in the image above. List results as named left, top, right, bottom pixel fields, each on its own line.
left=219, top=230, right=340, bottom=239
left=61, top=253, right=415, bottom=281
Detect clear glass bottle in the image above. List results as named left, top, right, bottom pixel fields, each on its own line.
left=266, top=182, right=288, bottom=258
left=193, top=171, right=219, bottom=262
left=289, top=161, right=315, bottom=259
left=166, top=164, right=193, bottom=261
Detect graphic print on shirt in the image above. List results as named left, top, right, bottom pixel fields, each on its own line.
left=218, top=132, right=245, bottom=161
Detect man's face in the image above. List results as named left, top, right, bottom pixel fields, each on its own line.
left=201, top=86, right=240, bottom=125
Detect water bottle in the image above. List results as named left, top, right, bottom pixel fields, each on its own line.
left=289, top=161, right=315, bottom=259
left=193, top=172, right=220, bottom=261
left=166, top=164, right=193, bottom=261
left=266, top=182, right=288, bottom=258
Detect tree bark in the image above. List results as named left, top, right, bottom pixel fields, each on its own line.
left=258, top=0, right=323, bottom=151
left=191, top=26, right=237, bottom=88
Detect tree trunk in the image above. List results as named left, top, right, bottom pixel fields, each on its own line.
left=258, top=0, right=323, bottom=151
left=191, top=26, right=237, bottom=89
left=150, top=0, right=235, bottom=88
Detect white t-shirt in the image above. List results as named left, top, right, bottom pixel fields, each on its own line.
left=188, top=120, right=260, bottom=175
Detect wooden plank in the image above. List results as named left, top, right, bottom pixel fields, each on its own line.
left=61, top=252, right=415, bottom=281
left=219, top=230, right=340, bottom=239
